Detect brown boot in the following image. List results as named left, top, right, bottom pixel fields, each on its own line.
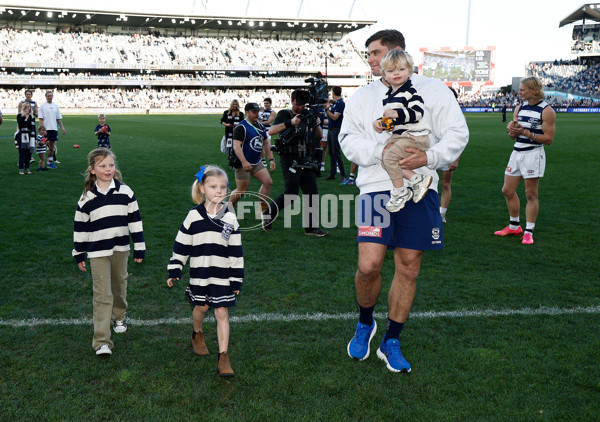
left=191, top=330, right=209, bottom=356
left=217, top=352, right=235, bottom=377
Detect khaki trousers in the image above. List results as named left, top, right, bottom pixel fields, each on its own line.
left=89, top=251, right=129, bottom=350
left=381, top=132, right=430, bottom=181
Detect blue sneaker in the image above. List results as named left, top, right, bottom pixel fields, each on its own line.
left=47, top=162, right=57, bottom=169
left=347, top=319, right=377, bottom=361
left=339, top=178, right=354, bottom=186
left=377, top=338, right=411, bottom=373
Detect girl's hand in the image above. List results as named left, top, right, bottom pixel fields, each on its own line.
left=134, top=258, right=143, bottom=263
left=233, top=290, right=240, bottom=296
left=78, top=261, right=87, bottom=272
left=167, top=278, right=179, bottom=287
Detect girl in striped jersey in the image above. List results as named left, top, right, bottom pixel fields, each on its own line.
left=73, top=148, right=145, bottom=356
left=167, top=165, right=243, bottom=377
left=373, top=49, right=433, bottom=213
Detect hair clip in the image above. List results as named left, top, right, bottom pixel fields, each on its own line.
left=195, top=166, right=206, bottom=183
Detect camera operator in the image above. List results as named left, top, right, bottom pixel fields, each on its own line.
left=262, top=89, right=328, bottom=237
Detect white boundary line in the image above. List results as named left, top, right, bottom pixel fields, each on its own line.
left=1, top=305, right=599, bottom=328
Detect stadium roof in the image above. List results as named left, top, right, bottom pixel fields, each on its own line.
left=559, top=3, right=600, bottom=27
left=0, top=1, right=375, bottom=37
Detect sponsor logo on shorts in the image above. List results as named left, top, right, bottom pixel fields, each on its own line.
left=358, top=226, right=382, bottom=238
left=506, top=166, right=512, bottom=172
left=527, top=170, right=535, bottom=175
left=432, top=227, right=440, bottom=240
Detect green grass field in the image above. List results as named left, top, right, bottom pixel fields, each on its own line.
left=1, top=112, right=599, bottom=421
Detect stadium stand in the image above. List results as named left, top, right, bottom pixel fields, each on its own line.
left=0, top=6, right=373, bottom=113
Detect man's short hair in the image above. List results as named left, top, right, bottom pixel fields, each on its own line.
left=365, top=29, right=406, bottom=50
left=264, top=97, right=272, bottom=104
left=291, top=89, right=303, bottom=102
left=332, top=86, right=342, bottom=96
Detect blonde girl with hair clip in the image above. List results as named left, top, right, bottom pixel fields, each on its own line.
left=167, top=165, right=244, bottom=377
left=73, top=148, right=146, bottom=356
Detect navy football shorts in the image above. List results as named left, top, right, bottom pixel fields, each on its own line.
left=356, top=190, right=443, bottom=250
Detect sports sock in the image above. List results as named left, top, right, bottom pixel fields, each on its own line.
left=358, top=304, right=375, bottom=326
left=525, top=222, right=535, bottom=233
left=509, top=216, right=520, bottom=230
left=440, top=207, right=448, bottom=215
left=384, top=317, right=404, bottom=342
left=349, top=173, right=355, bottom=181
left=392, top=186, right=406, bottom=195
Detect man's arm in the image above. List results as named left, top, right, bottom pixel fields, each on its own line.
left=38, top=104, right=45, bottom=127
left=269, top=110, right=299, bottom=136
left=326, top=108, right=340, bottom=121
left=404, top=81, right=469, bottom=171
left=339, top=90, right=386, bottom=168
left=233, top=139, right=250, bottom=169
left=537, top=107, right=556, bottom=145
left=57, top=119, right=66, bottom=135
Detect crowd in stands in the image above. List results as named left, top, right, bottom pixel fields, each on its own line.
left=2, top=85, right=598, bottom=112
left=528, top=60, right=600, bottom=97
left=458, top=90, right=600, bottom=109
left=0, top=87, right=294, bottom=109
left=0, top=28, right=366, bottom=69
left=0, top=70, right=309, bottom=84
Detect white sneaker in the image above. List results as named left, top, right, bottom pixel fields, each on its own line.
left=386, top=188, right=413, bottom=212
left=113, top=320, right=127, bottom=333
left=410, top=174, right=432, bottom=203
left=96, top=345, right=112, bottom=356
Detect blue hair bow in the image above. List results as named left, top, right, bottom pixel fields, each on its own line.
left=195, top=166, right=206, bottom=183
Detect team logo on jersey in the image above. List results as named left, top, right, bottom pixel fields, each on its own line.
left=358, top=226, right=382, bottom=238
left=221, top=222, right=234, bottom=240
left=528, top=117, right=541, bottom=129
left=250, top=135, right=263, bottom=152
left=432, top=227, right=440, bottom=240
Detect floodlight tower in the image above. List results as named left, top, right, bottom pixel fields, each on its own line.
left=465, top=0, right=472, bottom=46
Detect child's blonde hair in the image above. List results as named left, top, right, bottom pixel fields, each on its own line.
left=191, top=165, right=229, bottom=204
left=82, top=148, right=122, bottom=199
left=98, top=113, right=106, bottom=118
left=38, top=125, right=46, bottom=132
left=380, top=49, right=414, bottom=75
